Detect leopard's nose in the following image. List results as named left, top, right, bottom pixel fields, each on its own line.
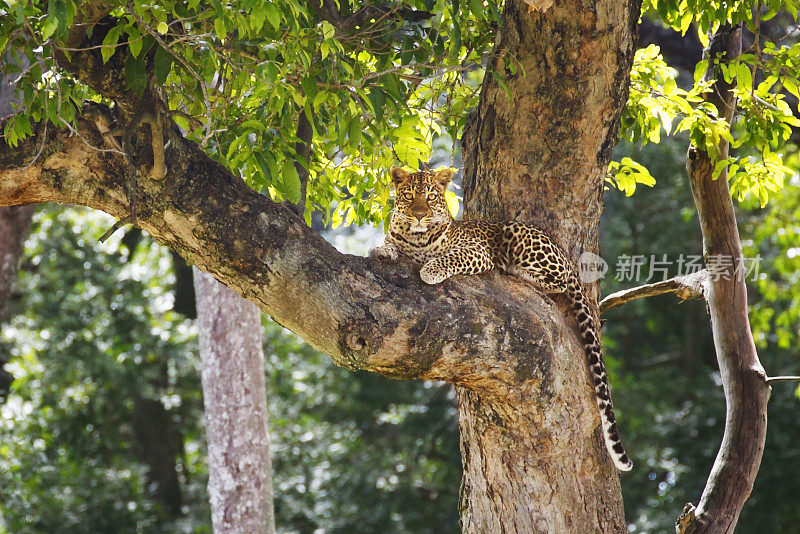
left=411, top=208, right=427, bottom=220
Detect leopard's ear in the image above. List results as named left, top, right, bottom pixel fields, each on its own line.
left=434, top=168, right=455, bottom=187
left=390, top=167, right=410, bottom=188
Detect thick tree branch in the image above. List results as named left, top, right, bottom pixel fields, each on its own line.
left=676, top=24, right=771, bottom=534
left=599, top=270, right=709, bottom=314
left=0, top=103, right=568, bottom=404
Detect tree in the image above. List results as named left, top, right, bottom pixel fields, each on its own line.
left=0, top=45, right=33, bottom=395
left=194, top=268, right=276, bottom=533
left=1, top=0, right=798, bottom=531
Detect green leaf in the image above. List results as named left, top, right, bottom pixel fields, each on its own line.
left=313, top=91, right=327, bottom=112
left=157, top=21, right=168, bottom=35
left=712, top=158, right=729, bottom=179
left=367, top=89, right=386, bottom=121
left=101, top=24, right=125, bottom=64
left=241, top=119, right=265, bottom=131
left=737, top=63, right=752, bottom=92
left=282, top=160, right=301, bottom=204
left=127, top=27, right=142, bottom=58
left=41, top=17, right=59, bottom=40
left=679, top=12, right=693, bottom=34
left=469, top=0, right=484, bottom=16
left=301, top=76, right=317, bottom=100
left=693, top=60, right=708, bottom=84
left=124, top=54, right=147, bottom=96
left=265, top=4, right=281, bottom=30
left=348, top=116, right=361, bottom=149
left=445, top=190, right=461, bottom=217
left=783, top=78, right=800, bottom=100
left=320, top=20, right=335, bottom=40
left=153, top=46, right=173, bottom=85
left=214, top=18, right=226, bottom=40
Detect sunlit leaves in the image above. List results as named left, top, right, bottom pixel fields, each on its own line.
left=618, top=29, right=799, bottom=206
left=606, top=157, right=657, bottom=196
left=445, top=189, right=462, bottom=217
left=3, top=0, right=795, bottom=215
left=727, top=152, right=794, bottom=207
left=0, top=0, right=499, bottom=228
left=640, top=0, right=795, bottom=45
left=622, top=46, right=702, bottom=146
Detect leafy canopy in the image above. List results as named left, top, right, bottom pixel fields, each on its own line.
left=0, top=0, right=798, bottom=218
left=612, top=2, right=799, bottom=203
left=1, top=0, right=497, bottom=226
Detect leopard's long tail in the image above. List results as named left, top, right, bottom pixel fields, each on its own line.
left=567, top=273, right=633, bottom=471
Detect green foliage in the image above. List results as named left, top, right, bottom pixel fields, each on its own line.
left=645, top=0, right=798, bottom=44
left=0, top=208, right=209, bottom=531
left=0, top=0, right=500, bottom=227
left=266, top=327, right=459, bottom=534
left=606, top=156, right=657, bottom=196
left=610, top=10, right=799, bottom=205
left=0, top=207, right=460, bottom=533
left=2, top=1, right=796, bottom=212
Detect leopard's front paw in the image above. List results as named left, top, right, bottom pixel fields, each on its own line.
left=369, top=243, right=399, bottom=261
left=419, top=265, right=447, bottom=285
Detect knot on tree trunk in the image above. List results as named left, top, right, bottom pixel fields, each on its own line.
left=338, top=319, right=382, bottom=370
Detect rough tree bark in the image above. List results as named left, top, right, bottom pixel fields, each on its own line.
left=675, top=25, right=770, bottom=534
left=0, top=0, right=640, bottom=531
left=457, top=0, right=639, bottom=530
left=194, top=269, right=276, bottom=534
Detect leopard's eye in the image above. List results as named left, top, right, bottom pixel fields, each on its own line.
left=426, top=193, right=437, bottom=202
left=402, top=192, right=414, bottom=201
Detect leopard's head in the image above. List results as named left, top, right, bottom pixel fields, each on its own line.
left=389, top=167, right=455, bottom=233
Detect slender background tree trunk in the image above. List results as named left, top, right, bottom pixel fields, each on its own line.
left=676, top=24, right=770, bottom=533
left=0, top=49, right=33, bottom=394
left=194, top=269, right=276, bottom=534
left=0, top=206, right=32, bottom=315
left=0, top=205, right=32, bottom=396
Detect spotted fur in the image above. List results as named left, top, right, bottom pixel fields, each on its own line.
left=371, top=167, right=633, bottom=471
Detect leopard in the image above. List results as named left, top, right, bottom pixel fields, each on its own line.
left=370, top=166, right=633, bottom=471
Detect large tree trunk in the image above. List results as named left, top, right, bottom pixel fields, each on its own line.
left=0, top=0, right=640, bottom=530
left=194, top=269, right=276, bottom=534
left=456, top=0, right=638, bottom=530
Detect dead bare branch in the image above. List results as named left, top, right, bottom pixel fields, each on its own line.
left=600, top=270, right=709, bottom=314
left=765, top=376, right=800, bottom=383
